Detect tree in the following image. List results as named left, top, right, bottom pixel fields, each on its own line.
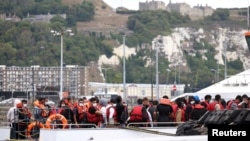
left=66, top=1, right=95, bottom=22
left=211, top=9, right=230, bottom=21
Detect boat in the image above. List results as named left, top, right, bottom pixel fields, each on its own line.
left=0, top=121, right=208, bottom=141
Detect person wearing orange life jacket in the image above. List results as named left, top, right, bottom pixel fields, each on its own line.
left=106, top=98, right=117, bottom=126
left=207, top=94, right=224, bottom=111
left=73, top=98, right=88, bottom=128
left=86, top=97, right=103, bottom=128
left=20, top=99, right=32, bottom=120
left=200, top=95, right=212, bottom=109
left=128, top=98, right=143, bottom=124
left=33, top=97, right=48, bottom=122
left=128, top=97, right=150, bottom=127
left=19, top=99, right=32, bottom=137
left=83, top=97, right=91, bottom=111
left=226, top=95, right=242, bottom=110
left=60, top=98, right=74, bottom=125
left=17, top=100, right=32, bottom=139
left=49, top=100, right=73, bottom=129
left=50, top=100, right=66, bottom=115
left=154, top=98, right=173, bottom=127
left=63, top=96, right=74, bottom=109
left=189, top=96, right=207, bottom=121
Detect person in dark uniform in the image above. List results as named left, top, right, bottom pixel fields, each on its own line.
left=190, top=96, right=207, bottom=121
left=154, top=98, right=173, bottom=127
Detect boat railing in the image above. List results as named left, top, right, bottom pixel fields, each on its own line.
left=126, top=121, right=184, bottom=127
left=47, top=123, right=98, bottom=129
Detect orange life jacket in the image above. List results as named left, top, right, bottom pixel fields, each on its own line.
left=86, top=107, right=101, bottom=124
left=202, top=101, right=209, bottom=109
left=207, top=101, right=224, bottom=111
left=172, top=103, right=178, bottom=114
left=194, top=104, right=205, bottom=109
left=129, top=105, right=143, bottom=122
left=87, top=112, right=101, bottom=124
left=64, top=99, right=74, bottom=110
left=33, top=100, right=48, bottom=117
left=77, top=105, right=87, bottom=121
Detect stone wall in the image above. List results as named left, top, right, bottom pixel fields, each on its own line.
left=139, top=0, right=166, bottom=11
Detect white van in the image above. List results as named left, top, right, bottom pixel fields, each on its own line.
left=93, top=91, right=119, bottom=100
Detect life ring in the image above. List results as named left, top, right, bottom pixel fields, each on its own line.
left=45, top=114, right=68, bottom=129
left=26, top=121, right=45, bottom=138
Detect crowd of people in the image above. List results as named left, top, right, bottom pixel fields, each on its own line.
left=5, top=93, right=250, bottom=139
left=6, top=95, right=128, bottom=139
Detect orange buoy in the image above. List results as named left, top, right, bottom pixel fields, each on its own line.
left=45, top=114, right=68, bottom=129
left=26, top=121, right=44, bottom=138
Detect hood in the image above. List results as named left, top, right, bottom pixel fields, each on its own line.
left=99, top=98, right=108, bottom=106
left=14, top=98, right=21, bottom=108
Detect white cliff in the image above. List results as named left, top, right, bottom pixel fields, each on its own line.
left=98, top=44, right=136, bottom=66
left=98, top=27, right=250, bottom=70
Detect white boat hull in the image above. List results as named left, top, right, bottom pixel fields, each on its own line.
left=39, top=127, right=207, bottom=141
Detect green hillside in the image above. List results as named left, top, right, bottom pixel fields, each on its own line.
left=0, top=0, right=247, bottom=91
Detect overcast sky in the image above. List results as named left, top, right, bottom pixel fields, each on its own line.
left=103, top=0, right=249, bottom=10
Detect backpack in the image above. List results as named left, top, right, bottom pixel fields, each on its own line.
left=120, top=105, right=128, bottom=122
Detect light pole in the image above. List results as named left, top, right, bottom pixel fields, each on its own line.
left=123, top=35, right=127, bottom=101
left=223, top=41, right=227, bottom=80
left=217, top=63, right=220, bottom=82
left=26, top=86, right=32, bottom=101
left=151, top=41, right=154, bottom=100
left=174, top=62, right=177, bottom=97
left=155, top=42, right=159, bottom=101
left=101, top=67, right=111, bottom=94
left=166, top=69, right=171, bottom=85
left=210, top=69, right=217, bottom=83
left=51, top=29, right=73, bottom=100
left=7, top=84, right=15, bottom=100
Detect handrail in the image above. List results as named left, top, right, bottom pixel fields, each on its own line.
left=122, top=124, right=178, bottom=136
left=126, top=121, right=184, bottom=127
left=46, top=123, right=98, bottom=129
